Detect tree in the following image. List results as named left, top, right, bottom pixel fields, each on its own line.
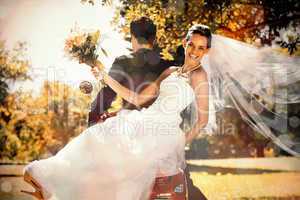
left=0, top=80, right=91, bottom=163
left=81, top=0, right=300, bottom=156
left=83, top=0, right=299, bottom=55
left=0, top=41, right=30, bottom=104
left=0, top=92, right=58, bottom=162
left=41, top=81, right=91, bottom=146
left=0, top=41, right=91, bottom=163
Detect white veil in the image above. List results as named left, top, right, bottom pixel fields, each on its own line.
left=201, top=34, right=300, bottom=156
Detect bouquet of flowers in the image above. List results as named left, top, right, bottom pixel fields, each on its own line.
left=64, top=28, right=106, bottom=66
left=65, top=28, right=108, bottom=93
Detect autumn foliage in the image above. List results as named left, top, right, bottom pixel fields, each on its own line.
left=0, top=43, right=90, bottom=163
left=1, top=0, right=299, bottom=162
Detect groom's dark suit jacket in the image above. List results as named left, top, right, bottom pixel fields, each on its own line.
left=88, top=48, right=174, bottom=126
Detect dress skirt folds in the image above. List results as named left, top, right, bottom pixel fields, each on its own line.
left=25, top=73, right=194, bottom=200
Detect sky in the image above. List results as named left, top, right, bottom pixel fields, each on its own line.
left=0, top=0, right=129, bottom=93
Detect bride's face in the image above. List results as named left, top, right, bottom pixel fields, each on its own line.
left=183, top=34, right=209, bottom=66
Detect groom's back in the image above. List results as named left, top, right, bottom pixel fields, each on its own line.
left=111, top=48, right=173, bottom=109
left=88, top=17, right=176, bottom=126
left=88, top=48, right=173, bottom=126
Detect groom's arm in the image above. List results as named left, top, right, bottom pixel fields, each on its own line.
left=88, top=57, right=126, bottom=126
left=102, top=67, right=176, bottom=108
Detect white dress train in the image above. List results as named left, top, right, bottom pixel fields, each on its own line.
left=25, top=72, right=195, bottom=200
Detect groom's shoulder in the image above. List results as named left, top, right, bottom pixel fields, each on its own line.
left=112, top=52, right=137, bottom=67
left=112, top=49, right=174, bottom=71
left=113, top=54, right=132, bottom=63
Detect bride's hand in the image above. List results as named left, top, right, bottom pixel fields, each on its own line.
left=91, top=67, right=100, bottom=79
left=91, top=66, right=106, bottom=84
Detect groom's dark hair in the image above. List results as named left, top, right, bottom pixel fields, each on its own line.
left=186, top=24, right=212, bottom=48
left=130, top=17, right=156, bottom=45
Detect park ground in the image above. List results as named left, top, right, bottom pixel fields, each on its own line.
left=0, top=157, right=300, bottom=200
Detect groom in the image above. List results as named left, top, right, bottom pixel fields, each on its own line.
left=88, top=17, right=172, bottom=125
left=88, top=17, right=206, bottom=200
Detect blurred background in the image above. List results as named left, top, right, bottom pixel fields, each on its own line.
left=0, top=0, right=300, bottom=199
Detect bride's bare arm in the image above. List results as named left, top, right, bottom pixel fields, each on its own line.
left=185, top=69, right=209, bottom=144
left=101, top=67, right=176, bottom=107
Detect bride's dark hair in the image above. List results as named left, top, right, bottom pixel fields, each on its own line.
left=186, top=24, right=212, bottom=48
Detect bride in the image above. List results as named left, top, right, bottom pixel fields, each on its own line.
left=22, top=23, right=300, bottom=199
left=22, top=24, right=211, bottom=200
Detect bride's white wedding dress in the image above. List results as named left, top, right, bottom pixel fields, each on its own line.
left=25, top=71, right=195, bottom=200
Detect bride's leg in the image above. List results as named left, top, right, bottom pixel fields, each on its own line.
left=21, top=170, right=49, bottom=200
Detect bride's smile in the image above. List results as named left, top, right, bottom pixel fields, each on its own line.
left=183, top=33, right=209, bottom=68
